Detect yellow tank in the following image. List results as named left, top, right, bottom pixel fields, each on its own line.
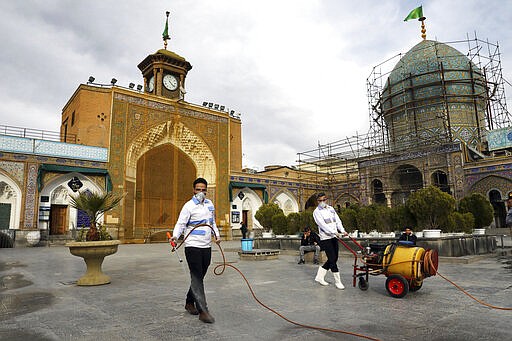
left=382, top=244, right=425, bottom=281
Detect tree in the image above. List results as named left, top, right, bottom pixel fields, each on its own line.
left=446, top=211, right=474, bottom=233
left=286, top=212, right=301, bottom=235
left=339, top=207, right=358, bottom=232
left=458, top=193, right=494, bottom=228
left=299, top=210, right=316, bottom=233
left=406, top=186, right=455, bottom=230
left=373, top=204, right=393, bottom=232
left=356, top=205, right=378, bottom=233
left=271, top=214, right=288, bottom=235
left=69, top=190, right=125, bottom=241
left=254, top=203, right=284, bottom=232
left=390, top=205, right=416, bottom=232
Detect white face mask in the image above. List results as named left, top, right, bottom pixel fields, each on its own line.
left=319, top=201, right=327, bottom=208
left=194, top=191, right=206, bottom=203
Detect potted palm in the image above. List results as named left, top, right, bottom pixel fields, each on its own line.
left=66, top=190, right=125, bottom=286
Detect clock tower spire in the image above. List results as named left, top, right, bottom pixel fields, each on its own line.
left=138, top=11, right=192, bottom=100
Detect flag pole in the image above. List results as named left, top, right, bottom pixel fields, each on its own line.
left=163, top=11, right=170, bottom=50
left=419, top=16, right=427, bottom=40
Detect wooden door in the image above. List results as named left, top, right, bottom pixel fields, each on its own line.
left=50, top=205, right=67, bottom=235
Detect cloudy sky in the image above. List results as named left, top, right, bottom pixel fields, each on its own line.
left=0, top=0, right=511, bottom=170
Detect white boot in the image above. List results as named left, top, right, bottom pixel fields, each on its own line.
left=333, top=272, right=345, bottom=290
left=315, top=266, right=329, bottom=286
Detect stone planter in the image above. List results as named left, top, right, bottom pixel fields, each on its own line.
left=66, top=240, right=121, bottom=286
left=423, top=229, right=441, bottom=238
left=26, top=230, right=41, bottom=246
left=262, top=232, right=273, bottom=238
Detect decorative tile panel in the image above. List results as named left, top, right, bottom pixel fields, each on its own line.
left=0, top=161, right=24, bottom=185
left=24, top=163, right=37, bottom=228
left=0, top=135, right=107, bottom=162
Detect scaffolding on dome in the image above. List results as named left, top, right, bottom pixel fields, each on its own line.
left=296, top=34, right=511, bottom=188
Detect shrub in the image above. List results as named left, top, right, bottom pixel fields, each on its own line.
left=406, top=186, right=455, bottom=230
left=300, top=210, right=316, bottom=233
left=390, top=205, right=416, bottom=232
left=458, top=193, right=494, bottom=228
left=271, top=214, right=288, bottom=235
left=446, top=212, right=475, bottom=233
left=286, top=212, right=302, bottom=235
left=339, top=208, right=358, bottom=232
left=254, top=203, right=284, bottom=232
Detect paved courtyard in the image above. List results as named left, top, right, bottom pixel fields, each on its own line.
left=1, top=241, right=511, bottom=340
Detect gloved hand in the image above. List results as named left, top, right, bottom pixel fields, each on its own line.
left=335, top=232, right=347, bottom=238
left=170, top=236, right=178, bottom=248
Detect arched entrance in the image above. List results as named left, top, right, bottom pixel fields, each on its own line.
left=232, top=187, right=263, bottom=232
left=39, top=172, right=102, bottom=235
left=489, top=189, right=506, bottom=228
left=273, top=190, right=299, bottom=216
left=305, top=194, right=318, bottom=210
left=135, top=143, right=196, bottom=227
left=391, top=164, right=423, bottom=206
left=0, top=172, right=22, bottom=230
left=432, top=170, right=450, bottom=193
left=372, top=179, right=386, bottom=204
left=125, top=121, right=217, bottom=237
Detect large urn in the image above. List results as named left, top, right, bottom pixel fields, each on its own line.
left=66, top=240, right=121, bottom=286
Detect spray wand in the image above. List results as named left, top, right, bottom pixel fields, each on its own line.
left=166, top=231, right=183, bottom=263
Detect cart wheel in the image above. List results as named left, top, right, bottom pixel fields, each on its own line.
left=385, top=274, right=409, bottom=298
left=358, top=277, right=369, bottom=291
left=409, top=280, right=423, bottom=292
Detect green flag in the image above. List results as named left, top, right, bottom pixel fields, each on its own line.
left=404, top=6, right=423, bottom=21
left=162, top=12, right=170, bottom=40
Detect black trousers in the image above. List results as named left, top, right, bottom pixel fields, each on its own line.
left=185, top=246, right=212, bottom=313
left=319, top=237, right=339, bottom=272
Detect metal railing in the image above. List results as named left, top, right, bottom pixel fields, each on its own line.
left=0, top=125, right=76, bottom=143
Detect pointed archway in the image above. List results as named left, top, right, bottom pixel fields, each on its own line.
left=125, top=121, right=217, bottom=235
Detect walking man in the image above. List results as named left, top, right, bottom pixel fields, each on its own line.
left=171, top=178, right=221, bottom=323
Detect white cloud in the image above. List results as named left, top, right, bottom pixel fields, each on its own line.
left=0, top=0, right=511, bottom=168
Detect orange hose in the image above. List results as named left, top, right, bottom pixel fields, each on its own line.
left=424, top=250, right=512, bottom=311
left=173, top=224, right=382, bottom=341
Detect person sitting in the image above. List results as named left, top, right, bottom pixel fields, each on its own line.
left=298, top=227, right=321, bottom=264
left=398, top=227, right=417, bottom=245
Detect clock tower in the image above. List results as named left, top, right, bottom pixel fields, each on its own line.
left=137, top=48, right=192, bottom=100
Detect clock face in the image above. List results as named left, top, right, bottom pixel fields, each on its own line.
left=148, top=76, right=155, bottom=92
left=163, top=74, right=179, bottom=91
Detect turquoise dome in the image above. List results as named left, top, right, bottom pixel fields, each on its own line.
left=381, top=40, right=487, bottom=150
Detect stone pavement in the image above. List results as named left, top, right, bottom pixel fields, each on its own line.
left=1, top=240, right=511, bottom=341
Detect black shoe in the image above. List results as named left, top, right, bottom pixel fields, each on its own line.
left=298, top=259, right=305, bottom=264
left=199, top=311, right=215, bottom=323
left=313, top=260, right=319, bottom=265
left=185, top=303, right=199, bottom=315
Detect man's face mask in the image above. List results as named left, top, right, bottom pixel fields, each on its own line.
left=195, top=191, right=206, bottom=203
left=319, top=201, right=327, bottom=208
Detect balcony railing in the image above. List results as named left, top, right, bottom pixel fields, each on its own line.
left=0, top=125, right=76, bottom=143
